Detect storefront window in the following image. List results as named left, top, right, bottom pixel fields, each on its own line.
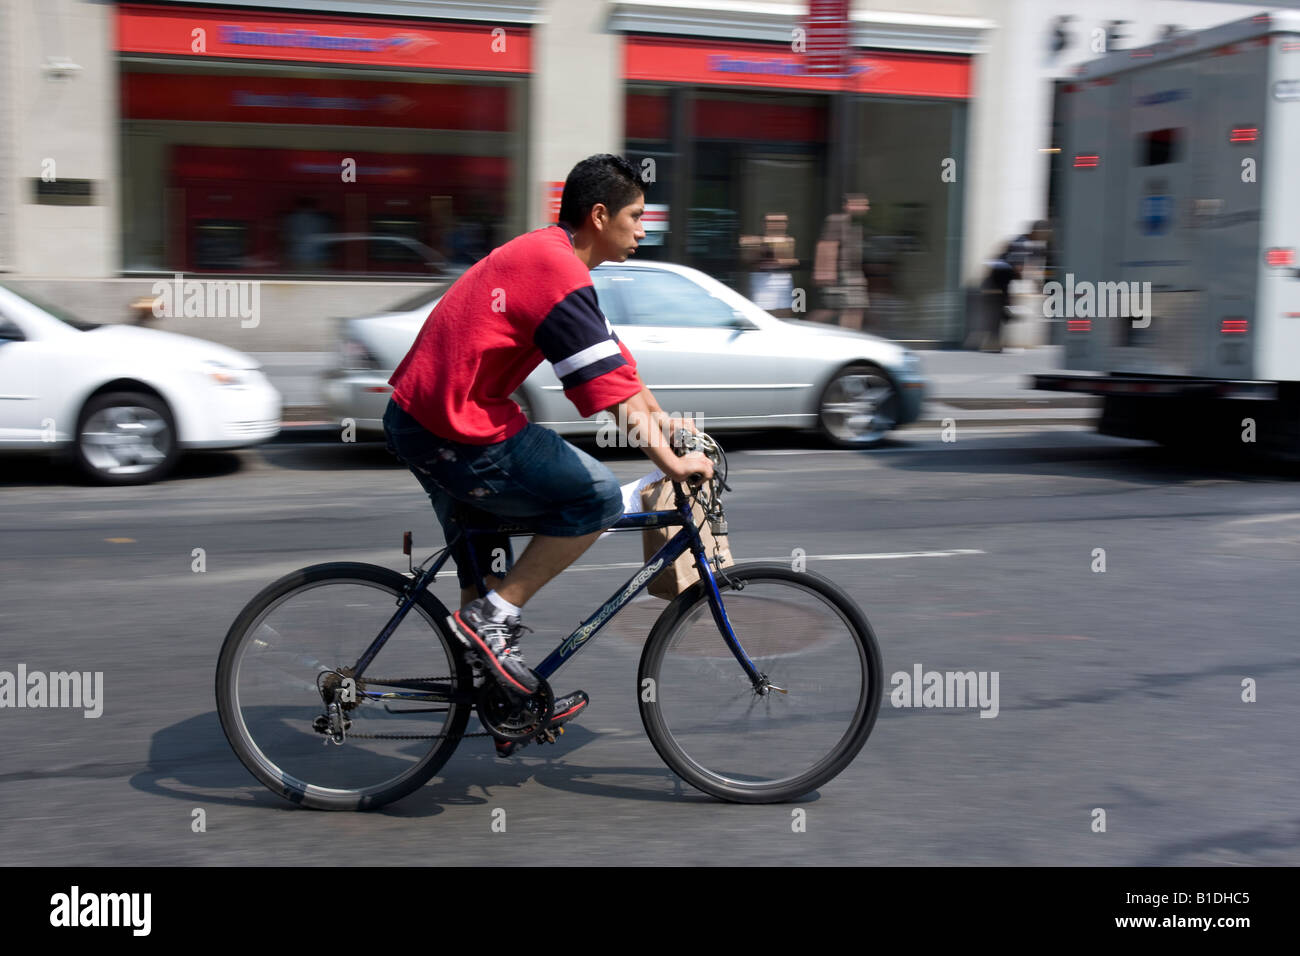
left=120, top=62, right=526, bottom=277
left=691, top=91, right=827, bottom=299
left=850, top=96, right=966, bottom=342
left=624, top=40, right=968, bottom=342
left=624, top=88, right=675, bottom=262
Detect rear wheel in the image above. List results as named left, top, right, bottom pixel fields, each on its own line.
left=216, top=562, right=472, bottom=810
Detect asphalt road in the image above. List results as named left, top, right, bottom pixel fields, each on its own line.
left=2, top=426, right=1298, bottom=865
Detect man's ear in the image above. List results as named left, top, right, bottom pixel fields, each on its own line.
left=590, top=202, right=609, bottom=231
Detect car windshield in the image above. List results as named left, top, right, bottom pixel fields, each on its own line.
left=0, top=282, right=100, bottom=330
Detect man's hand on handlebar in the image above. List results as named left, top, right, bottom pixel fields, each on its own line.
left=663, top=451, right=714, bottom=484
left=610, top=389, right=713, bottom=484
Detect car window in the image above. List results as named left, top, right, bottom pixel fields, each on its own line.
left=604, top=269, right=737, bottom=328
left=0, top=311, right=23, bottom=341
left=590, top=271, right=628, bottom=326
left=0, top=283, right=96, bottom=330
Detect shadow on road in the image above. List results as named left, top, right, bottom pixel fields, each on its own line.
left=0, top=450, right=247, bottom=488
left=134, top=711, right=810, bottom=817
left=866, top=430, right=1300, bottom=486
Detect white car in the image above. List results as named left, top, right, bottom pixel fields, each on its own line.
left=0, top=283, right=281, bottom=484
left=323, top=260, right=926, bottom=446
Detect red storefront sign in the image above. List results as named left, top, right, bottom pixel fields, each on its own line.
left=804, top=0, right=851, bottom=75
left=117, top=4, right=530, bottom=73
left=122, top=72, right=510, bottom=130
left=171, top=145, right=507, bottom=187
left=625, top=36, right=970, bottom=99
left=545, top=181, right=564, bottom=223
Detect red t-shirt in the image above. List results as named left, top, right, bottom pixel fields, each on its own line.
left=389, top=225, right=642, bottom=444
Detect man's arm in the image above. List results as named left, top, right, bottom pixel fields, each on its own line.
left=610, top=387, right=713, bottom=483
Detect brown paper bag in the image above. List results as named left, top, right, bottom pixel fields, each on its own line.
left=640, top=479, right=734, bottom=600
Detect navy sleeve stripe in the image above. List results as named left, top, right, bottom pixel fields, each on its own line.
left=534, top=286, right=616, bottom=366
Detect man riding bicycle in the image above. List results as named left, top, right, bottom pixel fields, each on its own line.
left=383, top=154, right=714, bottom=755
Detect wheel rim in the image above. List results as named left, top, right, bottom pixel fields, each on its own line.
left=648, top=578, right=871, bottom=791
left=820, top=370, right=896, bottom=444
left=228, top=578, right=463, bottom=801
left=80, top=405, right=171, bottom=475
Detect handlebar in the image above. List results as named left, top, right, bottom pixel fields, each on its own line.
left=670, top=427, right=730, bottom=493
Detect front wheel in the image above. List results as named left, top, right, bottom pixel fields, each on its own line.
left=638, top=563, right=882, bottom=803
left=215, top=562, right=472, bottom=810
left=75, top=390, right=179, bottom=484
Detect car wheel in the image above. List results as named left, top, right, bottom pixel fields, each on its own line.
left=817, top=363, right=899, bottom=448
left=75, top=391, right=179, bottom=485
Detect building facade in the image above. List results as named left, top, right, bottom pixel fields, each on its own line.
left=0, top=0, right=1276, bottom=349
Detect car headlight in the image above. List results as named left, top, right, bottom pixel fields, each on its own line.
left=202, top=360, right=254, bottom=388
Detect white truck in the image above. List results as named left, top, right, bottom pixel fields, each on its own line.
left=1034, top=10, right=1300, bottom=458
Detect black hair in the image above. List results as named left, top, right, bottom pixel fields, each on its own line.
left=558, top=154, right=644, bottom=230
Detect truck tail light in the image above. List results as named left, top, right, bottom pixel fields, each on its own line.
left=1220, top=318, right=1249, bottom=334
left=1074, top=154, right=1100, bottom=168
left=1265, top=247, right=1295, bottom=267
left=1067, top=319, right=1092, bottom=332
left=1230, top=127, right=1258, bottom=143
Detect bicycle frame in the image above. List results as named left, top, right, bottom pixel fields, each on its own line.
left=348, top=483, right=762, bottom=705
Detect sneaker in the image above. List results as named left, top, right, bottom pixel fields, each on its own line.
left=494, top=690, right=590, bottom=757
left=449, top=598, right=538, bottom=698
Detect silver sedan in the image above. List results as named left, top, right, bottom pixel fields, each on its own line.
left=323, top=260, right=925, bottom=446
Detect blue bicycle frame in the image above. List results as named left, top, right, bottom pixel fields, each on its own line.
left=349, top=483, right=762, bottom=704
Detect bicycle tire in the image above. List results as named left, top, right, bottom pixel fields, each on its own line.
left=637, top=562, right=882, bottom=804
left=215, top=562, right=472, bottom=811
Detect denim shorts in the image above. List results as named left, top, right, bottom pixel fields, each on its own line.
left=383, top=399, right=624, bottom=589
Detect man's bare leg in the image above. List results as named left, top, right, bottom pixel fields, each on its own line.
left=460, top=574, right=503, bottom=611
left=492, top=531, right=605, bottom=609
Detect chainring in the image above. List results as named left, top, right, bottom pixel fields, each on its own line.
left=476, top=677, right=553, bottom=742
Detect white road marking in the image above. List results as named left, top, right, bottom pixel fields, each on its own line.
left=568, top=549, right=985, bottom=572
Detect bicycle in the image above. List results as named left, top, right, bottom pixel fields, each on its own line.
left=215, top=431, right=883, bottom=809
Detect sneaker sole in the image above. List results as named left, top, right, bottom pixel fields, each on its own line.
left=448, top=612, right=538, bottom=696
left=549, top=698, right=587, bottom=725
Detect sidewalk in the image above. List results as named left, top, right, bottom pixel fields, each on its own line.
left=265, top=345, right=1098, bottom=435
left=906, top=345, right=1098, bottom=428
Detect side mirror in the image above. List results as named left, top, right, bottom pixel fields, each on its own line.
left=729, top=312, right=759, bottom=331
left=0, top=321, right=24, bottom=342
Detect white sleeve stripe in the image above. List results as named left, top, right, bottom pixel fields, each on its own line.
left=552, top=339, right=621, bottom=377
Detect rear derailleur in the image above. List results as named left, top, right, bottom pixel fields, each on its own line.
left=312, top=668, right=357, bottom=745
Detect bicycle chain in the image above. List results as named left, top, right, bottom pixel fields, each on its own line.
left=341, top=676, right=493, bottom=740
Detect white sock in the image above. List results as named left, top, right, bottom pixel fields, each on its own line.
left=484, top=589, right=522, bottom=621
